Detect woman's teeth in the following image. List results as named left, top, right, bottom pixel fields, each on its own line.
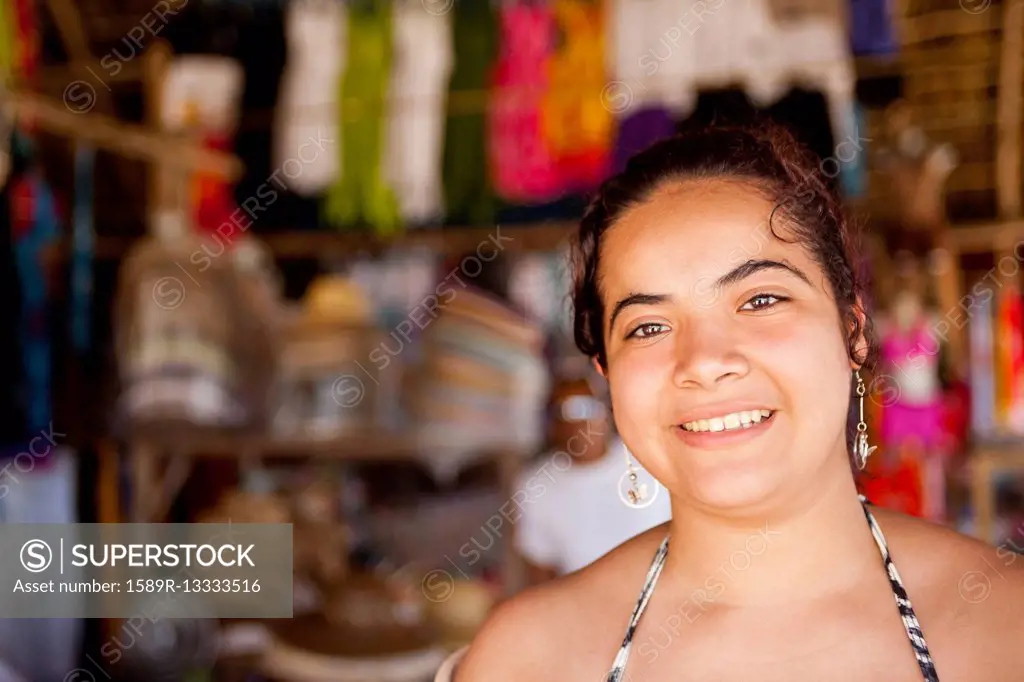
left=680, top=409, right=773, bottom=433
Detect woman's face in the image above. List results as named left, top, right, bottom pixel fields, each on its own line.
left=598, top=179, right=859, bottom=511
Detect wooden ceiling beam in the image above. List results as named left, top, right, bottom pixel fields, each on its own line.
left=9, top=89, right=241, bottom=180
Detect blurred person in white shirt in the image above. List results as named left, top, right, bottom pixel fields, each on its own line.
left=514, top=376, right=672, bottom=584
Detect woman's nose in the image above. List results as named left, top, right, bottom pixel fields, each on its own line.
left=671, top=320, right=749, bottom=389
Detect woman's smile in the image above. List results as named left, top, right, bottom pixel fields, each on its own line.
left=673, top=408, right=777, bottom=450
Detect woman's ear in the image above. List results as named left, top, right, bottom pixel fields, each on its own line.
left=592, top=356, right=606, bottom=379
left=849, top=296, right=869, bottom=370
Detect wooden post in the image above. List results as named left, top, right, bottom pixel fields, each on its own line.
left=131, top=440, right=157, bottom=522
left=499, top=447, right=524, bottom=597
left=97, top=438, right=120, bottom=523
left=144, top=40, right=175, bottom=221
left=931, top=233, right=964, bottom=379
left=996, top=0, right=1024, bottom=220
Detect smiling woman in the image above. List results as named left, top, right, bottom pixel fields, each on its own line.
left=442, top=122, right=1024, bottom=682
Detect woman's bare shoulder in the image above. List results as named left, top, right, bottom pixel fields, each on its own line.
left=453, top=525, right=669, bottom=681
left=870, top=506, right=1024, bottom=589
left=870, top=506, right=1024, bottom=668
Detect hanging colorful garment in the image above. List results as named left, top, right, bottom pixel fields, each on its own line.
left=385, top=1, right=453, bottom=226
left=0, top=0, right=15, bottom=79
left=996, top=286, right=1024, bottom=432
left=879, top=318, right=947, bottom=452
left=839, top=102, right=869, bottom=199
left=606, top=0, right=699, bottom=117
left=276, top=0, right=345, bottom=196
left=611, top=107, right=676, bottom=175
left=161, top=56, right=244, bottom=240
left=849, top=0, right=898, bottom=56
left=191, top=131, right=240, bottom=238
left=71, top=144, right=94, bottom=354
left=543, top=0, right=612, bottom=192
left=860, top=449, right=924, bottom=517
left=0, top=0, right=37, bottom=132
left=738, top=1, right=857, bottom=171
left=968, top=290, right=996, bottom=437
left=10, top=0, right=35, bottom=81
left=441, top=1, right=498, bottom=226
left=10, top=159, right=59, bottom=434
left=324, top=0, right=401, bottom=234
left=488, top=1, right=561, bottom=203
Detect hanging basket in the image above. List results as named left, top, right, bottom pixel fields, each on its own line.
left=113, top=229, right=280, bottom=435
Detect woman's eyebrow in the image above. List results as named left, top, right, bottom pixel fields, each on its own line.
left=607, top=259, right=811, bottom=330
left=716, top=259, right=812, bottom=289
left=608, top=293, right=670, bottom=331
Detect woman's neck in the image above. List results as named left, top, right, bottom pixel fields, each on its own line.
left=660, top=455, right=879, bottom=609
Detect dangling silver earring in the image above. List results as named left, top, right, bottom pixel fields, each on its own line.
left=623, top=452, right=648, bottom=507
left=854, top=370, right=877, bottom=470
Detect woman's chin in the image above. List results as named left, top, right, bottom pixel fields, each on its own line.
left=681, top=466, right=790, bottom=513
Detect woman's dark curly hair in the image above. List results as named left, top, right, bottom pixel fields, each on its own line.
left=570, top=120, right=875, bottom=376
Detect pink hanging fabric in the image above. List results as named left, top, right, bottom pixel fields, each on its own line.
left=488, top=3, right=561, bottom=203
left=879, top=321, right=946, bottom=451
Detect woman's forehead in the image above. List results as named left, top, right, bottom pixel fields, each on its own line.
left=597, top=180, right=812, bottom=294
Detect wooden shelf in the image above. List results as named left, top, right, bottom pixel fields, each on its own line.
left=126, top=424, right=523, bottom=462
left=124, top=425, right=530, bottom=593
left=970, top=439, right=1024, bottom=543
left=62, top=221, right=578, bottom=260
left=946, top=219, right=1024, bottom=251
left=66, top=218, right=1024, bottom=262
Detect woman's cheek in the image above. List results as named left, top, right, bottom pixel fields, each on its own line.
left=609, top=341, right=670, bottom=393
left=607, top=346, right=667, bottom=426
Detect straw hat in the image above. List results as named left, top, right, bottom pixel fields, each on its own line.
left=300, top=275, right=374, bottom=328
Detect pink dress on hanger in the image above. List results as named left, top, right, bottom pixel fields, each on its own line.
left=488, top=2, right=562, bottom=203
left=880, top=320, right=947, bottom=451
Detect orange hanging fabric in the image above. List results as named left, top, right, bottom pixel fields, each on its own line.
left=543, top=0, right=612, bottom=192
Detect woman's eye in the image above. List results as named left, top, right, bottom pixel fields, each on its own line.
left=741, top=294, right=787, bottom=311
left=628, top=323, right=668, bottom=339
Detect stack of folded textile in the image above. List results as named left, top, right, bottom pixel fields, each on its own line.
left=409, top=286, right=549, bottom=481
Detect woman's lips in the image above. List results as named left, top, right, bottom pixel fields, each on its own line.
left=673, top=411, right=777, bottom=449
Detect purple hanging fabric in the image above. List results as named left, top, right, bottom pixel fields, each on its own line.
left=850, top=0, right=897, bottom=57
left=612, top=107, right=677, bottom=175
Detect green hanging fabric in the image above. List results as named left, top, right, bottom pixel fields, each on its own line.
left=441, top=1, right=498, bottom=226
left=324, top=0, right=401, bottom=235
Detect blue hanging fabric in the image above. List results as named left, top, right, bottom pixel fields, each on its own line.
left=840, top=102, right=869, bottom=200
left=849, top=0, right=898, bottom=57
left=11, top=132, right=59, bottom=434
left=71, top=144, right=95, bottom=353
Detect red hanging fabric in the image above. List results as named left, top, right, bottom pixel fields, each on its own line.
left=191, top=132, right=240, bottom=243
left=9, top=0, right=38, bottom=132
left=10, top=172, right=34, bottom=239
left=11, top=0, right=36, bottom=80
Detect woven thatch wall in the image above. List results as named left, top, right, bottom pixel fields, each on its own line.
left=863, top=0, right=1006, bottom=223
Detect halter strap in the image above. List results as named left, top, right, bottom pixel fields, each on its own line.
left=606, top=496, right=939, bottom=681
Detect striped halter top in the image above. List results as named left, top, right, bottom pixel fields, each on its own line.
left=606, top=496, right=939, bottom=681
